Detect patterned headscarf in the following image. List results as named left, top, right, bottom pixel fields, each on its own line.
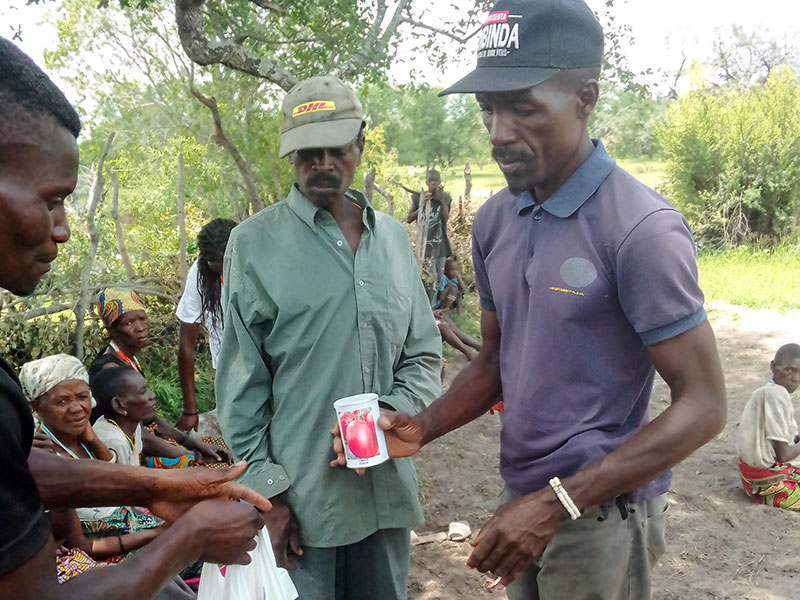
left=97, top=288, right=146, bottom=328
left=19, top=354, right=95, bottom=407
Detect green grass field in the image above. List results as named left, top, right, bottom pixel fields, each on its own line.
left=433, top=157, right=664, bottom=206
left=698, top=245, right=800, bottom=312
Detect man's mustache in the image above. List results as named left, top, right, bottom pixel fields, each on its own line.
left=307, top=172, right=341, bottom=188
left=491, top=147, right=534, bottom=164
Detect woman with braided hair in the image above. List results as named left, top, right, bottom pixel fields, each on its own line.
left=175, top=218, right=237, bottom=432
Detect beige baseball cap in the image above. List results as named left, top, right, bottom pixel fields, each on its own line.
left=279, top=75, right=365, bottom=158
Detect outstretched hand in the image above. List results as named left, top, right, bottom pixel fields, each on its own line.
left=330, top=409, right=426, bottom=474
left=146, top=460, right=271, bottom=522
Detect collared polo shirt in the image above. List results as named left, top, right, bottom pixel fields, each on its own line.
left=472, top=141, right=706, bottom=503
left=216, top=184, right=442, bottom=547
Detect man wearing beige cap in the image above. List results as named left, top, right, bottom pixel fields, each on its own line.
left=215, top=76, right=442, bottom=599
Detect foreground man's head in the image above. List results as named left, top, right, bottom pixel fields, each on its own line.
left=0, top=37, right=81, bottom=296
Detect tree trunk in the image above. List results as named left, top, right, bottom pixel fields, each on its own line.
left=364, top=168, right=376, bottom=204
left=74, top=132, right=115, bottom=360
left=177, top=153, right=188, bottom=289
left=415, top=187, right=430, bottom=276
left=264, top=144, right=282, bottom=204
left=109, top=169, right=135, bottom=281
left=463, top=161, right=472, bottom=202
left=189, top=85, right=264, bottom=215
left=229, top=194, right=243, bottom=222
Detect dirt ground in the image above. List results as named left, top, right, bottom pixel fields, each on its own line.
left=408, top=303, right=800, bottom=599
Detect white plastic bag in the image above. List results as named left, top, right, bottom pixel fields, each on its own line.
left=197, top=528, right=298, bottom=600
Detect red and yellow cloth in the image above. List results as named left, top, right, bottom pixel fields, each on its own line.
left=738, top=459, right=800, bottom=511
left=97, top=288, right=145, bottom=328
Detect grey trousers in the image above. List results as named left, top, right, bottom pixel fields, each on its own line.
left=504, top=492, right=669, bottom=600
left=288, top=528, right=410, bottom=600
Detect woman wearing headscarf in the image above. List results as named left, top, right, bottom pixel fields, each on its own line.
left=20, top=355, right=164, bottom=577
left=91, top=288, right=232, bottom=468
left=90, top=288, right=149, bottom=377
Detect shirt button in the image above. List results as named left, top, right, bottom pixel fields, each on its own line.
left=267, top=478, right=273, bottom=485
left=279, top=475, right=285, bottom=481
left=358, top=280, right=365, bottom=286
left=337, top=240, right=343, bottom=247
left=361, top=322, right=368, bottom=329
left=364, top=366, right=370, bottom=373
left=534, top=212, right=543, bottom=221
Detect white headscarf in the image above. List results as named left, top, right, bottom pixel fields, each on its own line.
left=19, top=354, right=95, bottom=407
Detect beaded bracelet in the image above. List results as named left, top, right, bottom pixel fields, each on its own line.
left=549, top=477, right=581, bottom=520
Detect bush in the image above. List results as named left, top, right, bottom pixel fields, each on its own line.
left=657, top=68, right=800, bottom=246
left=0, top=288, right=216, bottom=421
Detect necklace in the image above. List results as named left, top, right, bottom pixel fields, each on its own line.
left=39, top=424, right=94, bottom=460
left=106, top=418, right=136, bottom=453
left=109, top=341, right=143, bottom=373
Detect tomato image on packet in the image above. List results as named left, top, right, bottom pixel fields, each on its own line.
left=340, top=408, right=379, bottom=459
left=333, top=393, right=389, bottom=469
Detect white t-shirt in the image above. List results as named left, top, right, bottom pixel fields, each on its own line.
left=736, top=382, right=800, bottom=469
left=76, top=416, right=143, bottom=522
left=176, top=260, right=224, bottom=368
left=92, top=415, right=143, bottom=467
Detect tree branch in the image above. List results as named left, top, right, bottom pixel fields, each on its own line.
left=248, top=0, right=284, bottom=11
left=189, top=83, right=264, bottom=213
left=74, top=132, right=115, bottom=360
left=175, top=0, right=298, bottom=90
left=24, top=287, right=178, bottom=320
left=400, top=16, right=482, bottom=43
left=109, top=168, right=136, bottom=281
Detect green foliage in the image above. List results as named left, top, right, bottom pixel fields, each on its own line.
left=591, top=88, right=670, bottom=158
left=657, top=68, right=800, bottom=246
left=698, top=244, right=800, bottom=312
left=360, top=83, right=490, bottom=168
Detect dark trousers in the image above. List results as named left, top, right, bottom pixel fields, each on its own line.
left=289, top=528, right=410, bottom=600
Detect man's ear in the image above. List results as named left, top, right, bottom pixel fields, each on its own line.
left=770, top=360, right=776, bottom=374
left=111, top=395, right=126, bottom=416
left=355, top=132, right=366, bottom=167
left=576, top=79, right=599, bottom=120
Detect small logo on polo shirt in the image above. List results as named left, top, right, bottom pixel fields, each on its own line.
left=560, top=257, right=597, bottom=288
left=549, top=258, right=597, bottom=297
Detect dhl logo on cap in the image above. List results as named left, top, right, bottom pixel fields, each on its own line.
left=292, top=100, right=336, bottom=118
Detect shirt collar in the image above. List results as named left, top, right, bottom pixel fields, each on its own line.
left=287, top=184, right=375, bottom=232
left=515, top=139, right=615, bottom=218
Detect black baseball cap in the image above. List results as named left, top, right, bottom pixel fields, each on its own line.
left=440, top=0, right=604, bottom=96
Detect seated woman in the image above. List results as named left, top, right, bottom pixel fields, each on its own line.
left=736, top=343, right=800, bottom=510
left=91, top=288, right=232, bottom=467
left=19, top=355, right=163, bottom=567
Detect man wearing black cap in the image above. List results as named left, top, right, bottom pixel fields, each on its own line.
left=342, top=1, right=727, bottom=598
left=216, top=76, right=441, bottom=599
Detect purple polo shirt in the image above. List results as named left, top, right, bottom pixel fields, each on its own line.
left=472, top=141, right=706, bottom=503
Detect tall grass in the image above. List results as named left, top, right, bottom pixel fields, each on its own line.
left=698, top=245, right=800, bottom=312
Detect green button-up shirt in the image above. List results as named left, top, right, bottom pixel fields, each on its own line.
left=216, top=185, right=442, bottom=548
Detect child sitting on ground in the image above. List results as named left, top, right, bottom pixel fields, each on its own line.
left=736, top=343, right=800, bottom=510
left=435, top=258, right=466, bottom=312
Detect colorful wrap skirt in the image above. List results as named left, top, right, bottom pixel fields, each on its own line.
left=81, top=506, right=201, bottom=578
left=143, top=423, right=230, bottom=469
left=738, top=458, right=800, bottom=510
left=56, top=546, right=101, bottom=583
